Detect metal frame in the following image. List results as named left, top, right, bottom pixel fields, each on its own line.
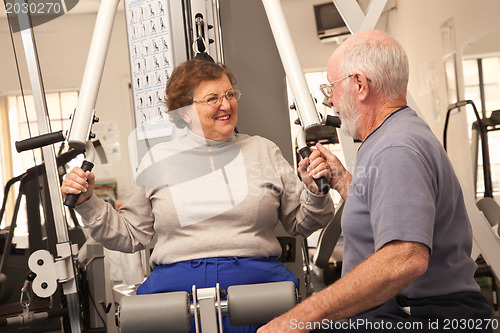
left=261, top=0, right=323, bottom=137
left=15, top=2, right=82, bottom=331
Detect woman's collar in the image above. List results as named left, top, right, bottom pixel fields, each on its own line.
left=186, top=128, right=236, bottom=145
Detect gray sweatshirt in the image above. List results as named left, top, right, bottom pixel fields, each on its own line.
left=76, top=131, right=334, bottom=267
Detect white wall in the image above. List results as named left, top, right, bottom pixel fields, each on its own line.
left=0, top=8, right=136, bottom=200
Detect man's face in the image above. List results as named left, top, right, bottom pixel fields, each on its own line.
left=326, top=71, right=360, bottom=140
left=333, top=84, right=360, bottom=139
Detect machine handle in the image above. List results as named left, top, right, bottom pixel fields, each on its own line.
left=15, top=130, right=65, bottom=153
left=299, top=147, right=330, bottom=194
left=325, top=115, right=341, bottom=128
left=63, top=160, right=94, bottom=208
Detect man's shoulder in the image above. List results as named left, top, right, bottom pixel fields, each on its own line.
left=378, top=109, right=437, bottom=148
left=360, top=109, right=441, bottom=165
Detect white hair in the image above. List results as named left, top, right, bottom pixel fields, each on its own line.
left=339, top=37, right=409, bottom=100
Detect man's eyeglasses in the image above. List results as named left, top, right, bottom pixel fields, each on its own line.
left=193, top=89, right=242, bottom=107
left=319, top=75, right=353, bottom=98
left=319, top=74, right=372, bottom=98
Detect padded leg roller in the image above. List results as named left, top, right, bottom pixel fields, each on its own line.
left=227, top=281, right=297, bottom=326
left=118, top=291, right=190, bottom=333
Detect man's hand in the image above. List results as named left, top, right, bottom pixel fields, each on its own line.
left=257, top=316, right=292, bottom=333
left=257, top=308, right=309, bottom=333
left=312, top=142, right=352, bottom=200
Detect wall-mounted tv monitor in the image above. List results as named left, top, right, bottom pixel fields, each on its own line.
left=314, top=2, right=350, bottom=43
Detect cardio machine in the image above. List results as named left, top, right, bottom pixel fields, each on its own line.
left=444, top=100, right=500, bottom=310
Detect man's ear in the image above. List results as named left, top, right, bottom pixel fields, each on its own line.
left=353, top=73, right=370, bottom=102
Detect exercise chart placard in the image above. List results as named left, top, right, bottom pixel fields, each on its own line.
left=124, top=0, right=175, bottom=140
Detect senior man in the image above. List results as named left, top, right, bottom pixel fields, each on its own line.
left=258, top=30, right=492, bottom=333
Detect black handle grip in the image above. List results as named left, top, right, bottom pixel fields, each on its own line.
left=15, top=130, right=65, bottom=153
left=325, top=115, right=341, bottom=128
left=64, top=160, right=94, bottom=208
left=299, top=147, right=330, bottom=194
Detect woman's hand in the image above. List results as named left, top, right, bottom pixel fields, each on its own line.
left=60, top=167, right=96, bottom=207
left=297, top=149, right=330, bottom=195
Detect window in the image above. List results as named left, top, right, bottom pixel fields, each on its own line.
left=0, top=91, right=79, bottom=238
left=463, top=57, right=500, bottom=197
left=7, top=91, right=78, bottom=172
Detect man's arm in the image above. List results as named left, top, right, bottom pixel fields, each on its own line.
left=257, top=240, right=429, bottom=333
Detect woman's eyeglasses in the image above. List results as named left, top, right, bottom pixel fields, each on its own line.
left=193, top=89, right=242, bottom=107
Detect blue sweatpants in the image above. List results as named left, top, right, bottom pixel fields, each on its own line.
left=136, top=257, right=299, bottom=333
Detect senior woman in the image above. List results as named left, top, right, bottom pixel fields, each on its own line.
left=61, top=59, right=334, bottom=332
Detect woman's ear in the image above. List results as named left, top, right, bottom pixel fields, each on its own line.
left=182, top=104, right=198, bottom=125
left=182, top=112, right=191, bottom=124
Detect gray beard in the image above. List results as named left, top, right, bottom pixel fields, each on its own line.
left=340, top=115, right=358, bottom=138
left=334, top=99, right=360, bottom=139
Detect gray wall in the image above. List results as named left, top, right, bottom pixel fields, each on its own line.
left=219, top=0, right=293, bottom=164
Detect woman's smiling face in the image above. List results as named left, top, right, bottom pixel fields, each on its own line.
left=185, top=74, right=239, bottom=141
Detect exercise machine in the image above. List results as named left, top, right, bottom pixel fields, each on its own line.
left=444, top=100, right=500, bottom=310
left=1, top=0, right=118, bottom=329
left=4, top=0, right=312, bottom=331
left=0, top=145, right=108, bottom=332
left=116, top=281, right=297, bottom=333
